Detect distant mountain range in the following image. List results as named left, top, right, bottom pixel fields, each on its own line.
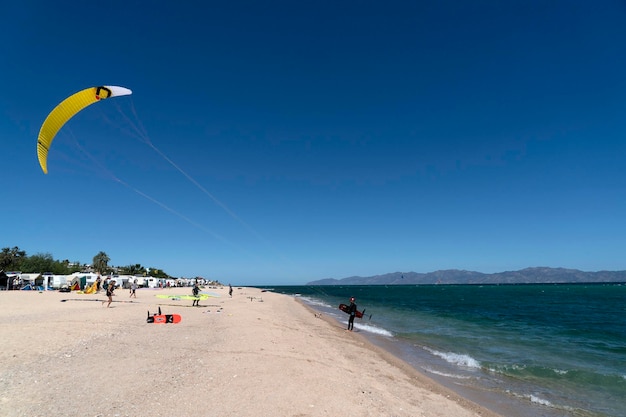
left=306, top=267, right=626, bottom=285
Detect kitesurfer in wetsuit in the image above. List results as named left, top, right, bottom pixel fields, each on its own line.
left=347, top=297, right=357, bottom=331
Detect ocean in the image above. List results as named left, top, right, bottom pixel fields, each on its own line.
left=263, top=284, right=626, bottom=417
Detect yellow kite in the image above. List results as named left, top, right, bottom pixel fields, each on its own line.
left=37, top=85, right=132, bottom=174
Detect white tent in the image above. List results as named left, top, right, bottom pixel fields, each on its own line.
left=19, top=273, right=41, bottom=283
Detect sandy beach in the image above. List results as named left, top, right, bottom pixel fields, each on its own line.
left=0, top=286, right=501, bottom=417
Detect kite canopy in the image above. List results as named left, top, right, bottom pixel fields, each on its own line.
left=37, top=85, right=132, bottom=174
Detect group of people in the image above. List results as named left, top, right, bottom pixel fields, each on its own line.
left=102, top=279, right=230, bottom=308
left=100, top=279, right=359, bottom=333
left=8, top=277, right=23, bottom=290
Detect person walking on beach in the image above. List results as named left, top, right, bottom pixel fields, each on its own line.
left=192, top=283, right=200, bottom=306
left=347, top=297, right=357, bottom=331
left=229, top=284, right=233, bottom=298
left=129, top=279, right=137, bottom=298
left=103, top=280, right=116, bottom=308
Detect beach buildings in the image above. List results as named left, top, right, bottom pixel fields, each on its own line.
left=1, top=270, right=216, bottom=291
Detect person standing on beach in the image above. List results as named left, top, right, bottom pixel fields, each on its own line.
left=229, top=284, right=233, bottom=298
left=103, top=280, right=116, bottom=308
left=192, top=283, right=200, bottom=306
left=347, top=297, right=357, bottom=331
left=129, top=279, right=137, bottom=298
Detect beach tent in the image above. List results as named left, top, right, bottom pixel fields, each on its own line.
left=83, top=281, right=98, bottom=294
left=20, top=273, right=41, bottom=285
left=0, top=271, right=8, bottom=290
left=34, top=275, right=48, bottom=289
left=70, top=276, right=87, bottom=290
left=21, top=283, right=40, bottom=291
left=2, top=272, right=22, bottom=290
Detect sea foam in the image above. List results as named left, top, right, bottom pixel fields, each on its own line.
left=355, top=322, right=394, bottom=337
left=528, top=394, right=553, bottom=407
left=300, top=296, right=332, bottom=308
left=422, top=367, right=472, bottom=379
left=423, top=347, right=481, bottom=369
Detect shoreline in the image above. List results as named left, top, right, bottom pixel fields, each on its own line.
left=295, top=298, right=502, bottom=417
left=1, top=287, right=501, bottom=416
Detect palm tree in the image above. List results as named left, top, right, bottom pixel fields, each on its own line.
left=122, top=264, right=146, bottom=276
left=92, top=251, right=110, bottom=275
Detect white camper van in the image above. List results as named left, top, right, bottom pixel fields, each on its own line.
left=43, top=273, right=69, bottom=289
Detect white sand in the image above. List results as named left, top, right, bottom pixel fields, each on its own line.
left=0, top=287, right=501, bottom=417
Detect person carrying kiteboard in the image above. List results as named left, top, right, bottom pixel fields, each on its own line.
left=347, top=297, right=357, bottom=331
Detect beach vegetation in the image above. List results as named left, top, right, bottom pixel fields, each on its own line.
left=117, top=264, right=171, bottom=278
left=0, top=246, right=26, bottom=270
left=20, top=253, right=62, bottom=274
left=2, top=246, right=175, bottom=279
left=1, top=247, right=82, bottom=275
left=120, top=263, right=147, bottom=276
left=148, top=267, right=170, bottom=278
left=92, top=251, right=111, bottom=274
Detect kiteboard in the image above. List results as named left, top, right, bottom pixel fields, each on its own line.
left=156, top=294, right=210, bottom=300
left=201, top=291, right=220, bottom=297
left=147, top=307, right=181, bottom=324
left=338, top=303, right=368, bottom=319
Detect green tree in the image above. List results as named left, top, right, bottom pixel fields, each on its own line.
left=92, top=251, right=111, bottom=274
left=148, top=267, right=170, bottom=278
left=60, top=259, right=82, bottom=273
left=20, top=253, right=57, bottom=273
left=121, top=264, right=145, bottom=276
left=0, top=246, right=26, bottom=271
left=67, top=261, right=83, bottom=273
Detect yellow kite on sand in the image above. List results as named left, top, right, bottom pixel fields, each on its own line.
left=83, top=281, right=98, bottom=294
left=36, top=85, right=132, bottom=174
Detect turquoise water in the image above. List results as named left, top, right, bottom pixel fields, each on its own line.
left=265, top=284, right=626, bottom=417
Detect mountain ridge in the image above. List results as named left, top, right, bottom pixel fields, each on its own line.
left=306, top=267, right=626, bottom=285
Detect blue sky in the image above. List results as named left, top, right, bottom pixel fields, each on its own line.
left=2, top=1, right=626, bottom=285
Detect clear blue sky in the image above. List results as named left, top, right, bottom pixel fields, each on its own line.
left=2, top=1, right=626, bottom=285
